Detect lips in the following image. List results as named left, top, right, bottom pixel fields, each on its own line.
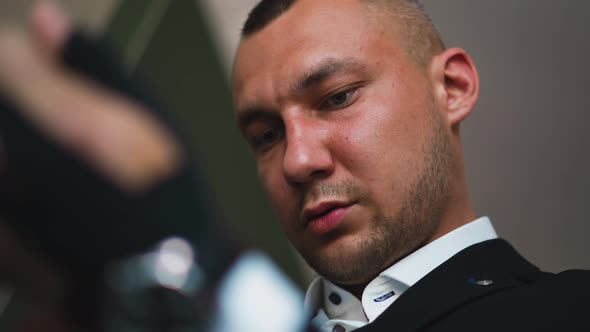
left=302, top=201, right=353, bottom=235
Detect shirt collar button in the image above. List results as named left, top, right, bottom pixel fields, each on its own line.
left=332, top=324, right=346, bottom=332
left=328, top=292, right=342, bottom=305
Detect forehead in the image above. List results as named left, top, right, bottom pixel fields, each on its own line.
left=232, top=0, right=405, bottom=109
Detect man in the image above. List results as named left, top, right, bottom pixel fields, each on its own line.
left=231, top=0, right=590, bottom=331
left=0, top=0, right=588, bottom=331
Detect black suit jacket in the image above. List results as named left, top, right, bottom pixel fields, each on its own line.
left=356, top=239, right=590, bottom=331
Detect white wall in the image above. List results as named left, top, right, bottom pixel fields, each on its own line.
left=425, top=0, right=590, bottom=272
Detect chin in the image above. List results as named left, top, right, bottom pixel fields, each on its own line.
left=303, top=237, right=385, bottom=284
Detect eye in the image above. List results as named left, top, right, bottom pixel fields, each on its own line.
left=249, top=127, right=284, bottom=153
left=320, top=87, right=360, bottom=110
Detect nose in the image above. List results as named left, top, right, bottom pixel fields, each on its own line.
left=282, top=119, right=334, bottom=185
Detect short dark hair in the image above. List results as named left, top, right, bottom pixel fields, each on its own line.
left=240, top=0, right=445, bottom=68
left=241, top=0, right=297, bottom=37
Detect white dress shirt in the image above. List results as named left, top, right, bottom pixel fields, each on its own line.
left=304, top=216, right=498, bottom=332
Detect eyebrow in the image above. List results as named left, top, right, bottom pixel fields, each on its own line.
left=237, top=58, right=364, bottom=130
left=237, top=108, right=278, bottom=132
left=290, top=57, right=364, bottom=95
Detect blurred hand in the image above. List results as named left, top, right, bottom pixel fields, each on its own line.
left=0, top=0, right=183, bottom=194
left=0, top=1, right=186, bottom=329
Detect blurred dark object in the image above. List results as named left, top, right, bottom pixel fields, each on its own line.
left=0, top=31, right=241, bottom=330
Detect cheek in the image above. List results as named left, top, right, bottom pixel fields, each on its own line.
left=334, top=93, right=431, bottom=191
left=257, top=160, right=298, bottom=225
left=335, top=105, right=406, bottom=169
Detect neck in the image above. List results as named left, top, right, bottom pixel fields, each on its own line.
left=344, top=284, right=366, bottom=300
left=428, top=156, right=477, bottom=243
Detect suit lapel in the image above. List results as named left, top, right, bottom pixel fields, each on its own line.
left=357, top=239, right=541, bottom=332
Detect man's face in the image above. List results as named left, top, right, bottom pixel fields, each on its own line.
left=232, top=0, right=454, bottom=285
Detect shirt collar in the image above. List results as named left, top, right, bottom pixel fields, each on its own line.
left=304, top=216, right=498, bottom=329
left=381, top=216, right=497, bottom=287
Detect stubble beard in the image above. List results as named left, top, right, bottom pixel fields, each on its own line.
left=301, top=105, right=455, bottom=286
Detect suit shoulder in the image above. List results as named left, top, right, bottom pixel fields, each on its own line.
left=538, top=268, right=590, bottom=292
left=538, top=268, right=590, bottom=284
left=554, top=268, right=590, bottom=278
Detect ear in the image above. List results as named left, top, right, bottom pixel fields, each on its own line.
left=430, top=48, right=479, bottom=128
